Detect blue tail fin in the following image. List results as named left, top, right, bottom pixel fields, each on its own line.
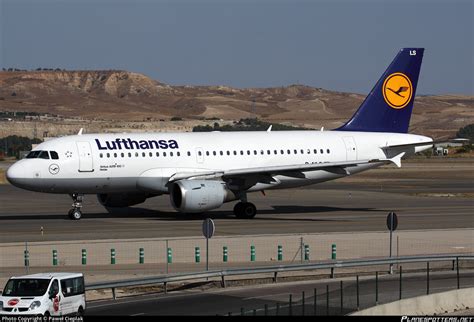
left=337, top=48, right=424, bottom=133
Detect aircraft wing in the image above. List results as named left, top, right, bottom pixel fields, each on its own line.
left=169, top=158, right=392, bottom=183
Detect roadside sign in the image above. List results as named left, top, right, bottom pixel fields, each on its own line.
left=202, top=218, right=215, bottom=239
left=386, top=212, right=398, bottom=231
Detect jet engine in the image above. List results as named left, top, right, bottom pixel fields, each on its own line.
left=169, top=180, right=236, bottom=213
left=97, top=193, right=150, bottom=208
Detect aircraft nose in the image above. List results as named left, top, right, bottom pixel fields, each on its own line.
left=6, top=162, right=26, bottom=186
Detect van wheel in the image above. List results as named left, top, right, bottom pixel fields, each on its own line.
left=77, top=307, right=84, bottom=317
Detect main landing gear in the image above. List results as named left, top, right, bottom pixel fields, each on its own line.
left=233, top=202, right=257, bottom=219
left=68, top=193, right=84, bottom=220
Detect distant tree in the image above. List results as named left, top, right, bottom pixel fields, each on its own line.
left=171, top=117, right=183, bottom=121
left=0, top=135, right=42, bottom=158
left=456, top=124, right=474, bottom=141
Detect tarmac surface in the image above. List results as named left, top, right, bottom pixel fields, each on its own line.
left=0, top=158, right=473, bottom=242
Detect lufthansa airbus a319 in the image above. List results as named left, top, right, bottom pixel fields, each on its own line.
left=6, top=48, right=434, bottom=220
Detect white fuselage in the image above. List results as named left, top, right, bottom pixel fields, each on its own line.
left=6, top=130, right=432, bottom=195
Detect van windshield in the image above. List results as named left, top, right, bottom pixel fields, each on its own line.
left=3, top=278, right=51, bottom=297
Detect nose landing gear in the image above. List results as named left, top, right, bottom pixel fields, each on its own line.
left=68, top=193, right=84, bottom=220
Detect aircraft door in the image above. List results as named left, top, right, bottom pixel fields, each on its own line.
left=342, top=137, right=357, bottom=161
left=76, top=141, right=94, bottom=172
left=196, top=147, right=204, bottom=164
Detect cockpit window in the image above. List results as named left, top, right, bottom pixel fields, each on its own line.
left=26, top=151, right=41, bottom=159
left=38, top=151, right=50, bottom=159
left=50, top=151, right=59, bottom=159
left=25, top=150, right=52, bottom=159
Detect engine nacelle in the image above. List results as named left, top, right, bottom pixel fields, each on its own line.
left=97, top=193, right=149, bottom=208
left=169, top=180, right=236, bottom=213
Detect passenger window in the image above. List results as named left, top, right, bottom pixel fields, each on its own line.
left=254, top=150, right=257, bottom=155
left=300, top=149, right=304, bottom=154
left=120, top=153, right=124, bottom=157
left=50, top=151, right=59, bottom=159
left=206, top=151, right=209, bottom=156
left=247, top=151, right=250, bottom=155
left=38, top=151, right=50, bottom=159
left=135, top=152, right=139, bottom=157
left=287, top=150, right=291, bottom=154
left=294, top=149, right=298, bottom=154
left=220, top=151, right=223, bottom=156
left=163, top=152, right=167, bottom=157
left=233, top=151, right=237, bottom=155
left=142, top=152, right=145, bottom=157
left=307, top=149, right=311, bottom=154
left=240, top=151, right=244, bottom=155
left=100, top=153, right=103, bottom=158
left=156, top=152, right=159, bottom=157
left=107, top=153, right=111, bottom=158
left=170, top=152, right=174, bottom=157
left=320, top=149, right=324, bottom=154
left=227, top=151, right=230, bottom=156
left=198, top=151, right=202, bottom=156
left=314, top=149, right=317, bottom=154
left=267, top=150, right=271, bottom=155
left=187, top=151, right=191, bottom=156
left=280, top=150, right=284, bottom=154
left=129, top=153, right=132, bottom=157
left=213, top=151, right=217, bottom=156
left=177, top=152, right=181, bottom=157
left=327, top=149, right=330, bottom=154
left=149, top=152, right=152, bottom=157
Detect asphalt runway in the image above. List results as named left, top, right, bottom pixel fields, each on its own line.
left=0, top=159, right=472, bottom=242
left=86, top=270, right=474, bottom=315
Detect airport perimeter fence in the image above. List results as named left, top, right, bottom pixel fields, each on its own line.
left=0, top=229, right=472, bottom=276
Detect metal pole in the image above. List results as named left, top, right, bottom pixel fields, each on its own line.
left=302, top=291, right=305, bottom=316
left=399, top=266, right=403, bottom=300
left=206, top=237, right=209, bottom=272
left=389, top=228, right=393, bottom=274
left=326, top=285, right=329, bottom=316
left=289, top=294, right=293, bottom=316
left=456, top=256, right=460, bottom=289
left=314, top=288, right=317, bottom=316
left=356, top=275, right=360, bottom=310
left=427, top=262, right=430, bottom=295
left=340, top=280, right=343, bottom=315
left=375, top=271, right=379, bottom=305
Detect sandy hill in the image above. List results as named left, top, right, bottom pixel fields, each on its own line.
left=0, top=70, right=472, bottom=138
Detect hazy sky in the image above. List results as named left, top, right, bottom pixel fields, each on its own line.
left=1, top=0, right=472, bottom=95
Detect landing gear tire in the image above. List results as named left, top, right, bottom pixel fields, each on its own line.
left=234, top=202, right=257, bottom=219
left=68, top=209, right=82, bottom=220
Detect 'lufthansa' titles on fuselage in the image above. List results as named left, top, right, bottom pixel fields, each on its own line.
left=95, top=138, right=179, bottom=150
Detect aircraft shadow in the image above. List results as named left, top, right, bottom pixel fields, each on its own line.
left=0, top=205, right=382, bottom=221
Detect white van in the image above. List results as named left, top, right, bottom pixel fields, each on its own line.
left=0, top=272, right=86, bottom=316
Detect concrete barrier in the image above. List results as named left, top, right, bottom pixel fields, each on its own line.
left=351, top=288, right=474, bottom=316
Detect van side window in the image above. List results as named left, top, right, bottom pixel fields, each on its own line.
left=60, top=277, right=85, bottom=297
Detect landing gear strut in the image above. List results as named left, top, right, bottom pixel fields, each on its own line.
left=233, top=202, right=257, bottom=219
left=68, top=193, right=84, bottom=220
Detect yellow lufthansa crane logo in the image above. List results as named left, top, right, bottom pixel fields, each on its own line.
left=382, top=73, right=413, bottom=109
